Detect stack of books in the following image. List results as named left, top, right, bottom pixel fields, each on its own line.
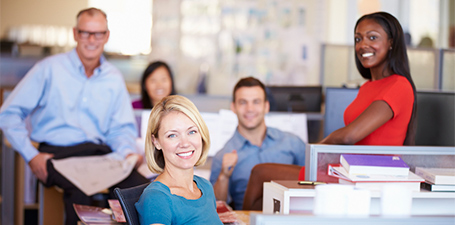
left=328, top=154, right=424, bottom=192
left=415, top=167, right=455, bottom=192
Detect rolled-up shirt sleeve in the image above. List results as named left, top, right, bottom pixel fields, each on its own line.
left=104, top=80, right=138, bottom=158
left=0, top=63, right=46, bottom=162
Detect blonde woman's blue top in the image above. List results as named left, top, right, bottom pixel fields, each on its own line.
left=135, top=175, right=223, bottom=225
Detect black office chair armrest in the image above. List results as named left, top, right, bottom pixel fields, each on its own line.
left=113, top=182, right=150, bottom=225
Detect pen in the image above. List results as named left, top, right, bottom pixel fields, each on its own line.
left=297, top=181, right=326, bottom=185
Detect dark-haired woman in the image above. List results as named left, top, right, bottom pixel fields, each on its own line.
left=320, top=12, right=417, bottom=145
left=132, top=61, right=176, bottom=109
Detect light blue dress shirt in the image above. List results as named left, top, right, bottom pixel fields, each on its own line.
left=0, top=49, right=137, bottom=162
left=209, top=127, right=306, bottom=210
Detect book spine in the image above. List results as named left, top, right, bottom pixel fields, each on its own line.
left=415, top=168, right=436, bottom=184
left=340, top=155, right=350, bottom=172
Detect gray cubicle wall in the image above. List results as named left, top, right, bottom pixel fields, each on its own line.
left=0, top=55, right=41, bottom=88
left=415, top=91, right=455, bottom=146
left=323, top=87, right=358, bottom=138
left=305, top=144, right=455, bottom=182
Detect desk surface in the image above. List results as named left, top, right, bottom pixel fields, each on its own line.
left=234, top=210, right=260, bottom=225
left=75, top=210, right=255, bottom=225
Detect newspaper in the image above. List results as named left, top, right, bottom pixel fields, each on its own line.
left=52, top=153, right=137, bottom=196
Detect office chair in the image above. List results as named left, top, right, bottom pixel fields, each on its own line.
left=113, top=182, right=150, bottom=225
left=242, top=163, right=304, bottom=211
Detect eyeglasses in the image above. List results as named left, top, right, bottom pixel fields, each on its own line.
left=76, top=29, right=108, bottom=40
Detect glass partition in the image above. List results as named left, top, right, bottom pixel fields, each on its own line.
left=407, top=48, right=438, bottom=90
left=305, top=144, right=455, bottom=182
left=441, top=49, right=455, bottom=91
left=321, top=45, right=361, bottom=87
left=321, top=44, right=453, bottom=91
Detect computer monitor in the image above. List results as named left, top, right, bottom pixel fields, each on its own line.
left=415, top=91, right=455, bottom=146
left=267, top=86, right=322, bottom=113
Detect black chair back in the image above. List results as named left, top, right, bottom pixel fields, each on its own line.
left=114, top=182, right=150, bottom=225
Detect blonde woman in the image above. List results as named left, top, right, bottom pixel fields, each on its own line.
left=135, top=95, right=222, bottom=225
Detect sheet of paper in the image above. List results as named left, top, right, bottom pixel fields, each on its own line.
left=52, top=153, right=137, bottom=196
left=202, top=111, right=237, bottom=156
left=330, top=165, right=425, bottom=182
left=265, top=112, right=308, bottom=143
left=141, top=110, right=152, bottom=139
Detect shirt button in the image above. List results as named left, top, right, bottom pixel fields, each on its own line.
left=83, top=98, right=87, bottom=102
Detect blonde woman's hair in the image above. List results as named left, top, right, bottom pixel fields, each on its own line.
left=145, top=95, right=210, bottom=173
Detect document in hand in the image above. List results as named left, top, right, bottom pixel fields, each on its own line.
left=340, top=154, right=409, bottom=176
left=52, top=153, right=137, bottom=196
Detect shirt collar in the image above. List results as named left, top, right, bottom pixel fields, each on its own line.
left=265, top=127, right=280, bottom=140
left=69, top=48, right=106, bottom=77
left=232, top=126, right=278, bottom=150
left=231, top=129, right=249, bottom=149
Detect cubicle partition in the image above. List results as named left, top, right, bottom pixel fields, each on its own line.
left=415, top=91, right=455, bottom=146
left=323, top=87, right=358, bottom=138
left=250, top=213, right=455, bottom=225
left=304, top=144, right=455, bottom=182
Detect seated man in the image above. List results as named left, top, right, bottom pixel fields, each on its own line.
left=210, top=77, right=306, bottom=210
left=0, top=8, right=148, bottom=225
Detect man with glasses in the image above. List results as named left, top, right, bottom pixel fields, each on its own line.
left=0, top=8, right=148, bottom=225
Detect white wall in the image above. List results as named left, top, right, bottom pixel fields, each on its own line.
left=0, top=0, right=88, bottom=39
